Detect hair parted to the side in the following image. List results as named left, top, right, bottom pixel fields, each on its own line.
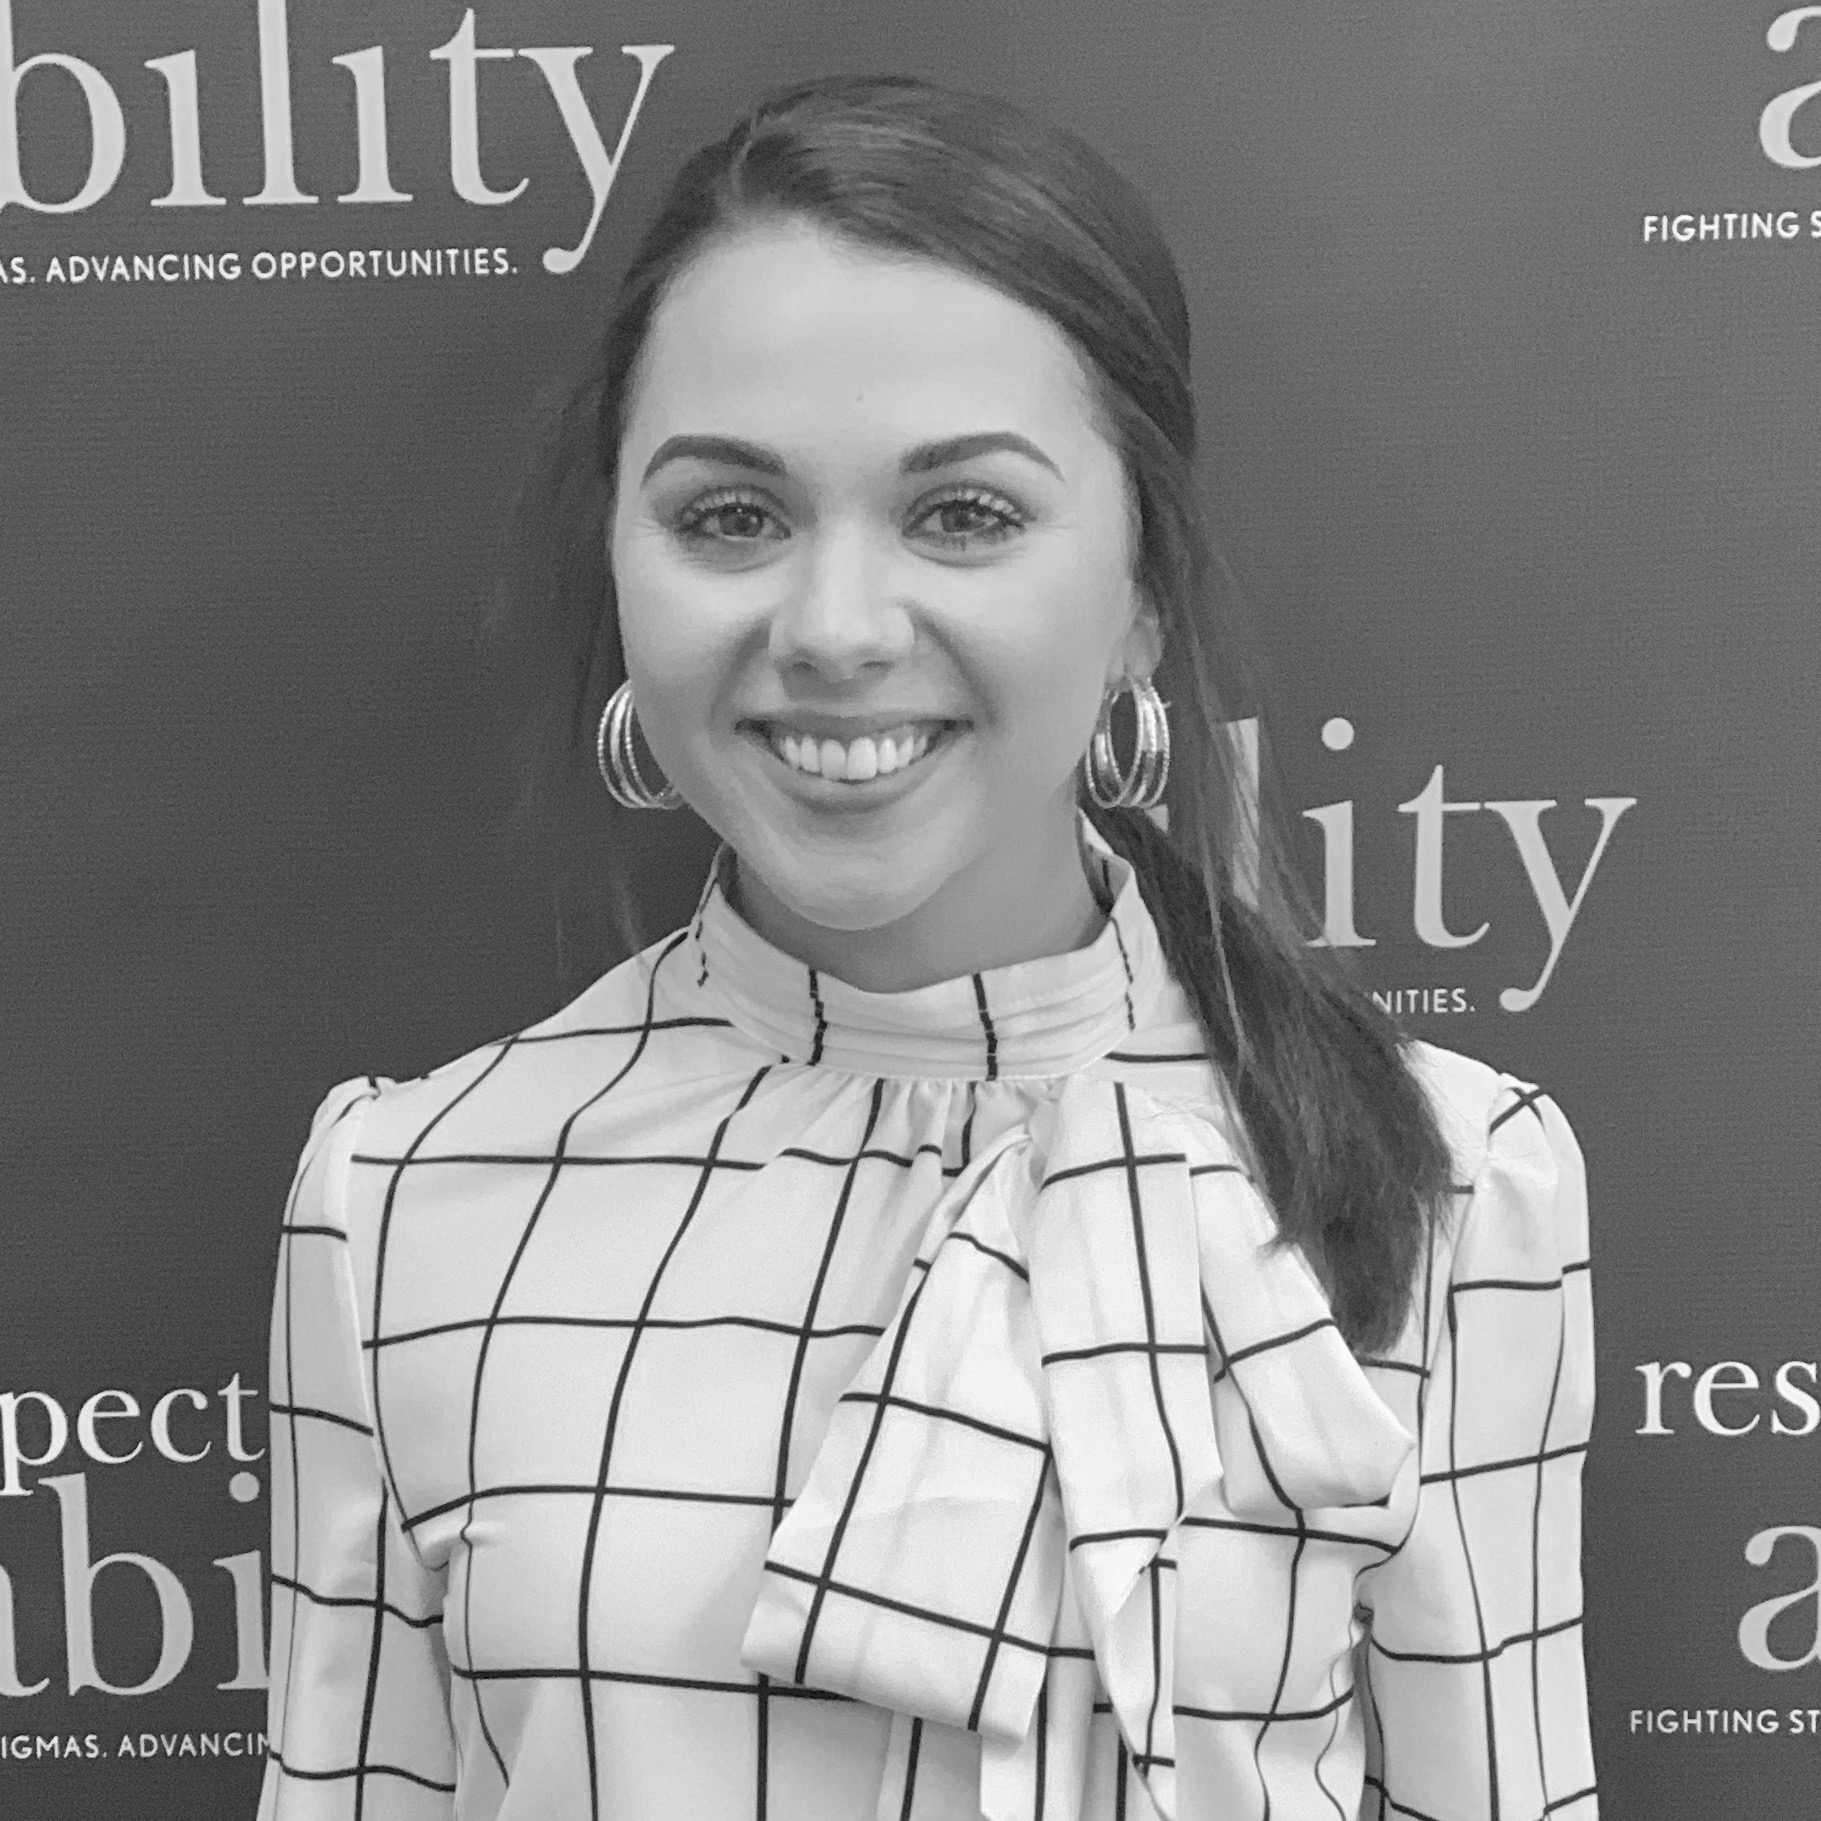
left=484, top=73, right=1456, bottom=1352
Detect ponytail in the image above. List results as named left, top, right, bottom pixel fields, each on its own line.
left=1083, top=799, right=1453, bottom=1354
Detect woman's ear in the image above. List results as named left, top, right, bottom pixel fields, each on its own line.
left=1114, top=591, right=1164, bottom=685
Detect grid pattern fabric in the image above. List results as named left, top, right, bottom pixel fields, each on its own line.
left=259, top=817, right=1597, bottom=1821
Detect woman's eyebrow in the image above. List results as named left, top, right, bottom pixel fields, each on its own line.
left=901, top=432, right=1062, bottom=478
left=642, top=434, right=786, bottom=482
left=639, top=429, right=1064, bottom=485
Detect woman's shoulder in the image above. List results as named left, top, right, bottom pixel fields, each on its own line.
left=1402, top=1038, right=1590, bottom=1288
left=1402, top=1037, right=1581, bottom=1185
left=300, top=919, right=722, bottom=1149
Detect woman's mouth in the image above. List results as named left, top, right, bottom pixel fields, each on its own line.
left=752, top=719, right=962, bottom=784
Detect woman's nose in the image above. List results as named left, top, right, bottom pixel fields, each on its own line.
left=766, top=522, right=913, bottom=679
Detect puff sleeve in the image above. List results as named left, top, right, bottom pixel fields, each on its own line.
left=1355, top=1078, right=1598, bottom=1819
left=259, top=1079, right=458, bottom=1820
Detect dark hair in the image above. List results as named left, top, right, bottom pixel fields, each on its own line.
left=486, top=74, right=1454, bottom=1352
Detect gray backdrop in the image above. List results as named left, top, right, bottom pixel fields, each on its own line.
left=3, top=1, right=1817, bottom=1814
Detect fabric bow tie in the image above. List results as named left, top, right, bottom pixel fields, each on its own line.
left=740, top=1074, right=1414, bottom=1821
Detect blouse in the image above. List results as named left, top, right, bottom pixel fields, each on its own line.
left=258, top=813, right=1597, bottom=1821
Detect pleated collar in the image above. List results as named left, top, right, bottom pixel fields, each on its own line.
left=688, top=813, right=1171, bottom=1081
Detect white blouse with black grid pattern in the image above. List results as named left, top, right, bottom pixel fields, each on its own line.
left=258, top=814, right=1597, bottom=1821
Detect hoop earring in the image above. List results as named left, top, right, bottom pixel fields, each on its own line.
left=596, top=678, right=683, bottom=811
left=1081, top=673, right=1171, bottom=811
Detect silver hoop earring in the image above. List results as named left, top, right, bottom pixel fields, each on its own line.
left=596, top=678, right=683, bottom=811
left=1081, top=673, right=1171, bottom=811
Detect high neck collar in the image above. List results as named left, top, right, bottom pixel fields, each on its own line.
left=687, top=814, right=1174, bottom=1081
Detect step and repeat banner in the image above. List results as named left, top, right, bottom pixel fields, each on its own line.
left=3, top=1, right=1816, bottom=1815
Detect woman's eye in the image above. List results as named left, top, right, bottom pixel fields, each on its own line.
left=674, top=492, right=786, bottom=545
left=916, top=490, right=1023, bottom=548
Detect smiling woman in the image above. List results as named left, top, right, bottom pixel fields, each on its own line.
left=258, top=75, right=1598, bottom=1821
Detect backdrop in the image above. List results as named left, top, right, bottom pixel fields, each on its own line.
left=4, top=1, right=1817, bottom=1815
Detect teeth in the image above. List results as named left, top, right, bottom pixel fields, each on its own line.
left=769, top=722, right=943, bottom=781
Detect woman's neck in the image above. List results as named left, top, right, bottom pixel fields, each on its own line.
left=726, top=815, right=1110, bottom=994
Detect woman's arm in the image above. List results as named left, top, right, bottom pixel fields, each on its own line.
left=259, top=1079, right=458, bottom=1820
left=1355, top=1079, right=1598, bottom=1820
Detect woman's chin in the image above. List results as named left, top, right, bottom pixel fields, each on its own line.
left=740, top=849, right=946, bottom=939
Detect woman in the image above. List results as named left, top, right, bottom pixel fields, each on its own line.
left=259, top=75, right=1596, bottom=1821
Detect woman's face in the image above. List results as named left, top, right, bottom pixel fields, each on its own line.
left=610, top=215, right=1159, bottom=959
